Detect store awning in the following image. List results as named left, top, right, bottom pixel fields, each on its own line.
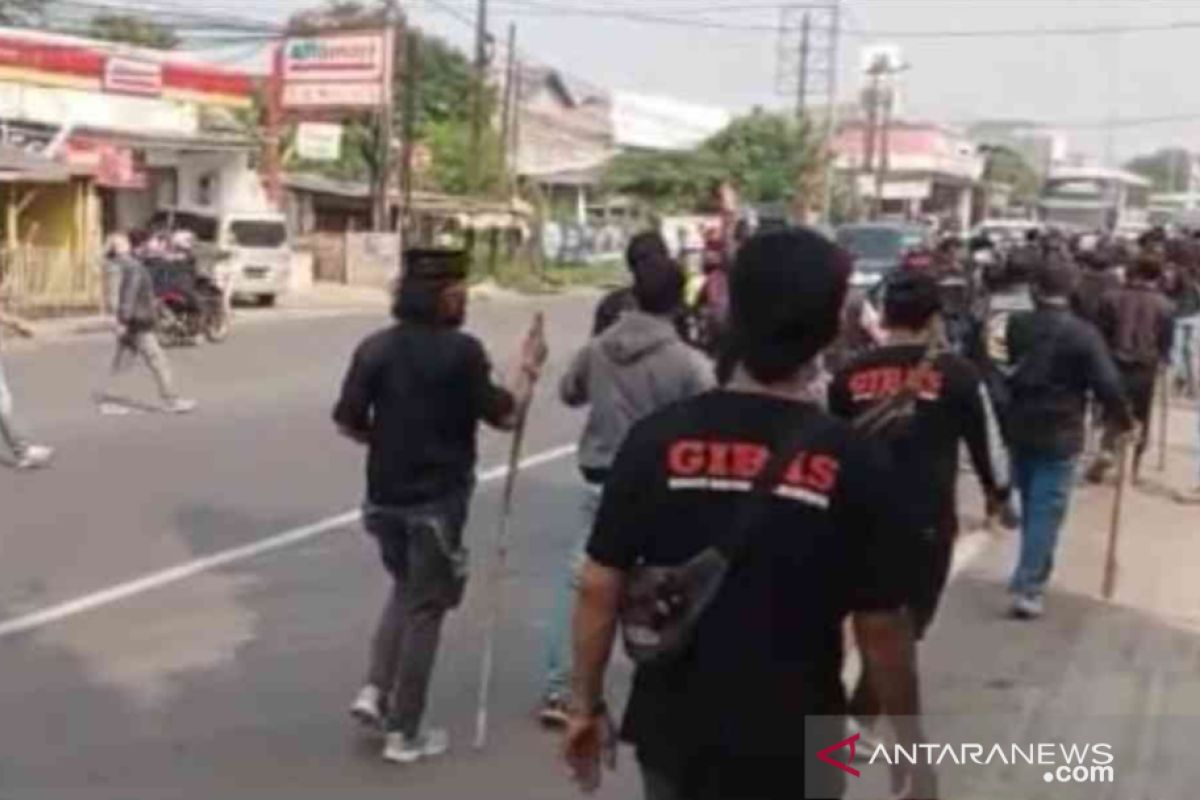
left=0, top=144, right=69, bottom=183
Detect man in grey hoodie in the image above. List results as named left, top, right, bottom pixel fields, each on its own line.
left=538, top=254, right=714, bottom=725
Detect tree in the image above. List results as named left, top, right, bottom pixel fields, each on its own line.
left=982, top=145, right=1041, bottom=204
left=604, top=110, right=826, bottom=213
left=1125, top=147, right=1192, bottom=193
left=88, top=13, right=180, bottom=49
left=602, top=148, right=722, bottom=212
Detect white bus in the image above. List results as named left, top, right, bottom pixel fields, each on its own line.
left=1147, top=192, right=1200, bottom=229
left=1038, top=166, right=1150, bottom=237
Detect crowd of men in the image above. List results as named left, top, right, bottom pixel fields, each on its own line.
left=328, top=215, right=1199, bottom=799
left=4, top=210, right=1195, bottom=797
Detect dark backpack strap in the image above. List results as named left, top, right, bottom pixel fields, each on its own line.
left=715, top=409, right=823, bottom=565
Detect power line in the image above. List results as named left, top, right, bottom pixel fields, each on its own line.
left=426, top=0, right=1200, bottom=40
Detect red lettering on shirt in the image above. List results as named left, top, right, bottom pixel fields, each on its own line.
left=848, top=365, right=944, bottom=402
left=731, top=443, right=769, bottom=479
left=665, top=439, right=842, bottom=506
left=668, top=440, right=706, bottom=476
left=708, top=442, right=732, bottom=477
left=807, top=455, right=840, bottom=493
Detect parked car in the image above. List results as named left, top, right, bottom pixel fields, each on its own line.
left=149, top=209, right=291, bottom=306
left=835, top=222, right=930, bottom=288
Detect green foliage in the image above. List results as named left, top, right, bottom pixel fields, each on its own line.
left=703, top=111, right=823, bottom=205
left=982, top=145, right=1041, bottom=202
left=604, top=110, right=825, bottom=213
left=603, top=149, right=722, bottom=212
left=1125, top=147, right=1192, bottom=193
left=422, top=118, right=504, bottom=195
left=88, top=12, right=180, bottom=49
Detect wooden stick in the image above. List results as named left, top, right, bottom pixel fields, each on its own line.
left=1156, top=366, right=1169, bottom=472
left=474, top=313, right=545, bottom=751
left=1102, top=436, right=1130, bottom=601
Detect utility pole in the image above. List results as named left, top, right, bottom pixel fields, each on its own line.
left=862, top=68, right=880, bottom=213
left=820, top=0, right=840, bottom=222
left=374, top=0, right=401, bottom=230
left=874, top=82, right=893, bottom=220
left=795, top=11, right=811, bottom=118
left=399, top=29, right=420, bottom=244
left=498, top=23, right=517, bottom=196
left=467, top=0, right=489, bottom=195
left=776, top=3, right=838, bottom=222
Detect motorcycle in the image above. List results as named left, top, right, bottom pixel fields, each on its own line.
left=147, top=256, right=230, bottom=347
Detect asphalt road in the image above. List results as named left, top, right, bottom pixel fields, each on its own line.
left=0, top=292, right=642, bottom=799
left=5, top=290, right=1200, bottom=799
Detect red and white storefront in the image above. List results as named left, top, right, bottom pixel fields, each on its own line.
left=0, top=27, right=262, bottom=309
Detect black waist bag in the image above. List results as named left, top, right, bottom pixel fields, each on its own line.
left=619, top=422, right=815, bottom=666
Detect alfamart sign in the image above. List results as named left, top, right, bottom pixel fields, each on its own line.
left=281, top=31, right=393, bottom=109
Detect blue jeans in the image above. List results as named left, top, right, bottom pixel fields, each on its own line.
left=542, top=481, right=603, bottom=699
left=1174, top=315, right=1200, bottom=397
left=1010, top=451, right=1077, bottom=598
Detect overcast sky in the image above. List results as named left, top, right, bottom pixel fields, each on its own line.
left=187, top=0, right=1200, bottom=162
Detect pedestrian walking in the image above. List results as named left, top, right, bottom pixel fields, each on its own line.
left=1004, top=257, right=1133, bottom=619
left=334, top=248, right=547, bottom=766
left=537, top=254, right=713, bottom=726
left=1164, top=245, right=1200, bottom=399
left=829, top=272, right=1011, bottom=730
left=591, top=231, right=671, bottom=337
left=0, top=310, right=53, bottom=469
left=95, top=232, right=196, bottom=415
left=1089, top=254, right=1175, bottom=482
left=563, top=229, right=935, bottom=800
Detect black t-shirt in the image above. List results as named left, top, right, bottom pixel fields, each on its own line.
left=587, top=391, right=916, bottom=763
left=333, top=323, right=515, bottom=506
left=828, top=345, right=1006, bottom=534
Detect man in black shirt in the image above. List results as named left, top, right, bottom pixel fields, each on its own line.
left=333, top=249, right=546, bottom=765
left=1004, top=258, right=1132, bottom=619
left=830, top=273, right=1011, bottom=733
left=565, top=230, right=935, bottom=800
left=831, top=272, right=1010, bottom=636
left=1091, top=254, right=1175, bottom=481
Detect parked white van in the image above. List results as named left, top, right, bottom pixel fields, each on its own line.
left=149, top=209, right=291, bottom=306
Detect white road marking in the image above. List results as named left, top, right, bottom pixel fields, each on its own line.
left=842, top=528, right=993, bottom=688
left=0, top=444, right=577, bottom=641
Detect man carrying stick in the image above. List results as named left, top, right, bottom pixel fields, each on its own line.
left=1089, top=253, right=1175, bottom=483
left=333, top=248, right=547, bottom=765
left=1004, top=258, right=1132, bottom=619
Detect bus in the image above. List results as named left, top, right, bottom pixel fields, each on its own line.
left=1147, top=192, right=1200, bottom=229
left=1038, top=166, right=1150, bottom=237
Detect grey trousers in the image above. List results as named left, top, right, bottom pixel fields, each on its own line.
left=364, top=490, right=471, bottom=736
left=104, top=330, right=177, bottom=402
left=0, top=353, right=30, bottom=458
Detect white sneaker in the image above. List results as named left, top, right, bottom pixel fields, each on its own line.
left=15, top=444, right=53, bottom=470
left=382, top=729, right=449, bottom=765
left=98, top=401, right=133, bottom=416
left=1010, top=593, right=1044, bottom=620
left=164, top=398, right=197, bottom=414
left=350, top=685, right=384, bottom=730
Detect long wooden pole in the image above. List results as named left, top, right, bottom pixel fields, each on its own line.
left=1157, top=366, right=1170, bottom=472
left=474, top=313, right=545, bottom=750
left=1102, top=437, right=1130, bottom=600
